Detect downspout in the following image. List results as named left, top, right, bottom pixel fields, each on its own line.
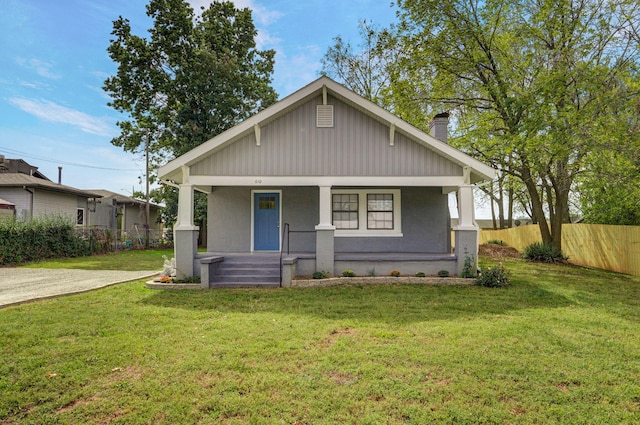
left=23, top=186, right=34, bottom=220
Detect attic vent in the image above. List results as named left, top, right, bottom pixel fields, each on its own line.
left=316, top=105, right=334, bottom=128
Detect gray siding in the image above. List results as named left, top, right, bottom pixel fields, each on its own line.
left=33, top=190, right=77, bottom=221
left=207, top=186, right=450, bottom=254
left=0, top=188, right=31, bottom=220
left=191, top=94, right=462, bottom=177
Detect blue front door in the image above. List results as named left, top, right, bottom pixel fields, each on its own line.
left=254, top=192, right=280, bottom=250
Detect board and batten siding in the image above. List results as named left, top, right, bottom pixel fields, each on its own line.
left=190, top=94, right=462, bottom=178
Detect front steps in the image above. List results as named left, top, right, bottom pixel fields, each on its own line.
left=210, top=255, right=280, bottom=288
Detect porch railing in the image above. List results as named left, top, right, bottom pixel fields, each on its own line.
left=279, top=223, right=316, bottom=286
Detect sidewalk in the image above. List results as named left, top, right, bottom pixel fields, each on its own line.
left=0, top=268, right=159, bottom=308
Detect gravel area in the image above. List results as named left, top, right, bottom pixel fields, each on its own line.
left=0, top=268, right=159, bottom=308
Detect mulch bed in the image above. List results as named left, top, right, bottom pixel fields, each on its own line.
left=478, top=243, right=521, bottom=259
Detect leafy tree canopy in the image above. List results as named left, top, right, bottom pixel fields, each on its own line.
left=384, top=0, right=640, bottom=247
left=104, top=0, right=278, bottom=226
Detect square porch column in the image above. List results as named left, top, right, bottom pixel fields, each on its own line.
left=454, top=183, right=479, bottom=276
left=315, top=185, right=335, bottom=274
left=174, top=182, right=199, bottom=279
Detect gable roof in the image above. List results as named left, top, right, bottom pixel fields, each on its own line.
left=89, top=189, right=161, bottom=209
left=0, top=173, right=102, bottom=198
left=158, top=76, right=495, bottom=184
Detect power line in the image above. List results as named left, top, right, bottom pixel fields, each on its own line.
left=0, top=146, right=142, bottom=171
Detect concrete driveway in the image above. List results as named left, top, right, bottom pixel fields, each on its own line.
left=0, top=268, right=159, bottom=308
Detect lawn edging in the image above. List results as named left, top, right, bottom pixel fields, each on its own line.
left=288, top=276, right=474, bottom=288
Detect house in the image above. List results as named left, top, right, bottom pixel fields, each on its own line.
left=87, top=189, right=162, bottom=246
left=158, top=77, right=495, bottom=286
left=0, top=156, right=102, bottom=224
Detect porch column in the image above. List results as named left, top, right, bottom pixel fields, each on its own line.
left=454, top=183, right=479, bottom=276
left=173, top=169, right=199, bottom=279
left=315, top=185, right=335, bottom=274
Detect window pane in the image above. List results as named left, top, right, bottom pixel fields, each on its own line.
left=367, top=194, right=393, bottom=229
left=332, top=193, right=359, bottom=229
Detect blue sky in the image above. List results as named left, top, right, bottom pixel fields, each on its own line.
left=0, top=0, right=398, bottom=194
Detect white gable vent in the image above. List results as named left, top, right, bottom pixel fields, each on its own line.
left=316, top=104, right=334, bottom=128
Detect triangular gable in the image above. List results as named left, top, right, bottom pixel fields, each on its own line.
left=158, top=76, right=495, bottom=184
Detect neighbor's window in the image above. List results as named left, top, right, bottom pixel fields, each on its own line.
left=76, top=208, right=85, bottom=226
left=367, top=194, right=394, bottom=229
left=332, top=189, right=401, bottom=236
left=332, top=193, right=358, bottom=229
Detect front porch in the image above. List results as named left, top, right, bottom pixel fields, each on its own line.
left=195, top=251, right=459, bottom=288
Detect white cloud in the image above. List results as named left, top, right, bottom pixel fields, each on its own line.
left=16, top=57, right=61, bottom=80
left=9, top=97, right=113, bottom=136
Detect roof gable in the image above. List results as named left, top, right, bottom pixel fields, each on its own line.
left=158, top=76, right=495, bottom=184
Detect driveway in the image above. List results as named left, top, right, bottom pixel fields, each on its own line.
left=0, top=268, right=159, bottom=308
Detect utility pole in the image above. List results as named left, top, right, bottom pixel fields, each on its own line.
left=145, top=131, right=150, bottom=249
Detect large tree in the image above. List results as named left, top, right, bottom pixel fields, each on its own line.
left=104, top=0, right=277, bottom=227
left=320, top=20, right=396, bottom=104
left=385, top=0, right=640, bottom=250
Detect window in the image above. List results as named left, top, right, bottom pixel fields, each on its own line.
left=76, top=208, right=85, bottom=226
left=332, top=189, right=401, bottom=236
left=367, top=194, right=393, bottom=229
left=332, top=193, right=358, bottom=229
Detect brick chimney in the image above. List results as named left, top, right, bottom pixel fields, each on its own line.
left=429, top=112, right=449, bottom=143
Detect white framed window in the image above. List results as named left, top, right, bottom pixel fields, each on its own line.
left=332, top=189, right=402, bottom=237
left=76, top=208, right=85, bottom=226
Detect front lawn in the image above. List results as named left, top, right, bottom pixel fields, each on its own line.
left=1, top=257, right=639, bottom=424
left=19, top=248, right=173, bottom=271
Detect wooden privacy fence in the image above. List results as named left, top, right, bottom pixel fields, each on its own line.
left=479, top=224, right=640, bottom=276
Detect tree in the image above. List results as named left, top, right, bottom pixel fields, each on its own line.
left=385, top=0, right=640, bottom=250
left=320, top=20, right=396, bottom=104
left=104, top=0, right=278, bottom=227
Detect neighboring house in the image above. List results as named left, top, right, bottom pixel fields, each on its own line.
left=0, top=156, right=101, bottom=224
left=87, top=189, right=162, bottom=244
left=0, top=198, right=15, bottom=219
left=158, top=77, right=495, bottom=286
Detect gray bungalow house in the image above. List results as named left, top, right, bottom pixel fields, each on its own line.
left=0, top=156, right=102, bottom=224
left=158, top=77, right=495, bottom=286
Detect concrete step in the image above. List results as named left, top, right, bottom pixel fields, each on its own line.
left=215, top=274, right=280, bottom=283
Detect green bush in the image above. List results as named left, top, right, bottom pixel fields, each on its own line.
left=487, top=239, right=507, bottom=246
left=476, top=263, right=510, bottom=287
left=437, top=270, right=449, bottom=277
left=312, top=271, right=330, bottom=279
left=523, top=242, right=567, bottom=263
left=342, top=270, right=355, bottom=277
left=415, top=272, right=426, bottom=277
left=0, top=215, right=111, bottom=265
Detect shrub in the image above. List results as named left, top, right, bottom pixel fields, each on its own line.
left=437, top=270, right=449, bottom=277
left=487, top=239, right=507, bottom=246
left=389, top=270, right=400, bottom=277
left=415, top=272, right=426, bottom=277
left=342, top=270, right=355, bottom=277
left=523, top=242, right=567, bottom=263
left=461, top=252, right=476, bottom=278
left=0, top=215, right=109, bottom=265
left=312, top=271, right=330, bottom=279
left=476, top=263, right=510, bottom=287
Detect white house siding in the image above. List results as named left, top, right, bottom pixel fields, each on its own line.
left=190, top=94, right=463, bottom=177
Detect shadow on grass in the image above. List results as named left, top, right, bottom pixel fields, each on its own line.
left=140, top=279, right=573, bottom=325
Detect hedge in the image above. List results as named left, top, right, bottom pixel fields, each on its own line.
left=0, top=215, right=111, bottom=265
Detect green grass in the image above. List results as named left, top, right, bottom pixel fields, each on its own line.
left=2, top=257, right=639, bottom=424
left=19, top=249, right=174, bottom=271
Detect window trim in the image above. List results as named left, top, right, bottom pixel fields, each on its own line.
left=331, top=189, right=402, bottom=237
left=76, top=208, right=85, bottom=226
